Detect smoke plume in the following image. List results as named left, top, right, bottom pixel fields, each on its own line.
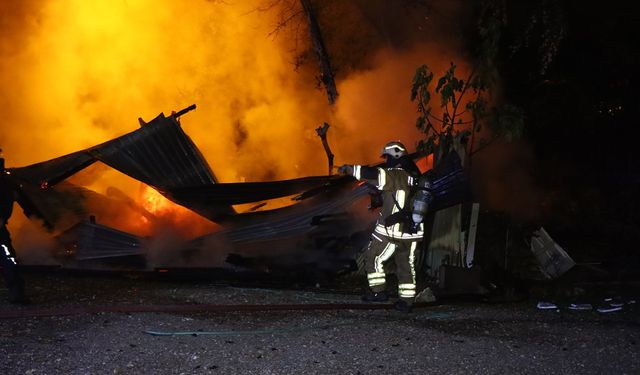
left=1, top=0, right=474, bottom=263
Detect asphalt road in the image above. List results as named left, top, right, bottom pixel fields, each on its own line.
left=0, top=271, right=639, bottom=374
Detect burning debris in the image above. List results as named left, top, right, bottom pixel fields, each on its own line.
left=2, top=106, right=474, bottom=286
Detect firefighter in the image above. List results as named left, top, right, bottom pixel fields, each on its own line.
left=338, top=141, right=422, bottom=313
left=0, top=154, right=28, bottom=304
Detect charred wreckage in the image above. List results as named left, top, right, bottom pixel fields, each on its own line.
left=4, top=105, right=573, bottom=294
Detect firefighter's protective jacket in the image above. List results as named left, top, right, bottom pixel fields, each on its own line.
left=351, top=165, right=423, bottom=240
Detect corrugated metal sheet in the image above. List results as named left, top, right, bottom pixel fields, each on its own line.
left=10, top=113, right=236, bottom=221
left=9, top=151, right=96, bottom=187
left=164, top=175, right=351, bottom=222
left=530, top=227, right=575, bottom=280
left=428, top=151, right=471, bottom=211
left=165, top=175, right=347, bottom=206
left=204, top=184, right=370, bottom=243
left=89, top=114, right=220, bottom=189
left=58, top=221, right=144, bottom=260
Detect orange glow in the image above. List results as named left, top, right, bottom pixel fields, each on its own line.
left=415, top=154, right=434, bottom=174
left=140, top=186, right=173, bottom=216
left=135, top=184, right=218, bottom=239
left=1, top=1, right=470, bottom=241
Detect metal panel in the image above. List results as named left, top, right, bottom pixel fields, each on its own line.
left=75, top=222, right=144, bottom=260
left=530, top=227, right=575, bottom=279
left=90, top=114, right=218, bottom=189
left=9, top=151, right=95, bottom=187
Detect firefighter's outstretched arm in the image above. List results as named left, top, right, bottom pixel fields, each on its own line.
left=337, top=164, right=380, bottom=183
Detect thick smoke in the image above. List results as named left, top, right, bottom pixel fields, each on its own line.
left=470, top=141, right=544, bottom=221
left=0, top=0, right=471, bottom=174
left=1, top=0, right=478, bottom=265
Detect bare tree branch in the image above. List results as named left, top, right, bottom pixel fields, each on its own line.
left=299, top=0, right=339, bottom=104
left=315, top=122, right=334, bottom=175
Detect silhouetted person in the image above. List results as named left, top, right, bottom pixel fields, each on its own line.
left=0, top=153, right=28, bottom=304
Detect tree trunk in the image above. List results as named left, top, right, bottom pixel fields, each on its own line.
left=300, top=0, right=339, bottom=104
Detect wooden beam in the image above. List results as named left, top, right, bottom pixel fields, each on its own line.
left=315, top=122, right=334, bottom=175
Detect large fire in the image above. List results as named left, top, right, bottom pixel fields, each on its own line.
left=1, top=1, right=468, bottom=247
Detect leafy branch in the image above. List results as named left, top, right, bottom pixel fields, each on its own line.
left=411, top=1, right=525, bottom=165
left=411, top=61, right=525, bottom=165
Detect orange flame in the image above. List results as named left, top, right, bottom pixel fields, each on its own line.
left=1, top=1, right=470, bottom=242
left=136, top=185, right=217, bottom=238
left=140, top=186, right=173, bottom=216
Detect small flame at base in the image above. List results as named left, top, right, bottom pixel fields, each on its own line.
left=136, top=185, right=218, bottom=239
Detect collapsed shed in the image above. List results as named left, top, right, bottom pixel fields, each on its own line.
left=6, top=107, right=572, bottom=292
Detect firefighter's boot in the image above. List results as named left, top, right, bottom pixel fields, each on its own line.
left=362, top=289, right=389, bottom=303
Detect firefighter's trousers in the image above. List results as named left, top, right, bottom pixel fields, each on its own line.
left=364, top=232, right=419, bottom=303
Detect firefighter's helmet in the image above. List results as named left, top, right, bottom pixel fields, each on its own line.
left=381, top=141, right=407, bottom=159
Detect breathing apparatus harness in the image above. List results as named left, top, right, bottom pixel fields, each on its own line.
left=384, top=171, right=434, bottom=234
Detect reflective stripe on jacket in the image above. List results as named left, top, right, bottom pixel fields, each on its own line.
left=352, top=165, right=423, bottom=239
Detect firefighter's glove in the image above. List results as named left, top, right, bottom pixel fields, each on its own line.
left=337, top=165, right=353, bottom=175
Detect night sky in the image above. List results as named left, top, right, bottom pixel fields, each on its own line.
left=496, top=2, right=640, bottom=259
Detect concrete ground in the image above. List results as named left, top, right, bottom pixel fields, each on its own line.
left=0, top=270, right=639, bottom=374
